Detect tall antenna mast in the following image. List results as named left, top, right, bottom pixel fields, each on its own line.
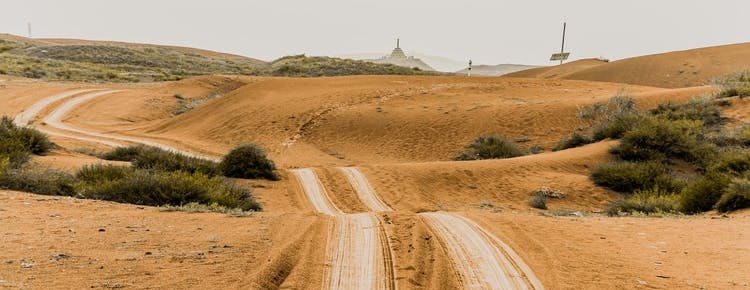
left=27, top=22, right=32, bottom=38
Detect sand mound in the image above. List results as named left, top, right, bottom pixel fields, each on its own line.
left=505, top=59, right=608, bottom=79
left=508, top=42, right=750, bottom=88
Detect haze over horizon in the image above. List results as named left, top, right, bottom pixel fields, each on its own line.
left=2, top=0, right=748, bottom=67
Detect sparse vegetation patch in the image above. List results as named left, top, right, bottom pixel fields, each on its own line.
left=581, top=90, right=750, bottom=215
left=455, top=135, right=527, bottom=160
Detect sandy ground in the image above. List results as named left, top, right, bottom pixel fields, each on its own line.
left=1, top=73, right=749, bottom=289
left=508, top=42, right=750, bottom=88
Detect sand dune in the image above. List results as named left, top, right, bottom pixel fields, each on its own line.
left=1, top=48, right=748, bottom=288
left=508, top=42, right=750, bottom=88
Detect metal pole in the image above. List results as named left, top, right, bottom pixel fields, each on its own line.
left=560, top=22, right=566, bottom=65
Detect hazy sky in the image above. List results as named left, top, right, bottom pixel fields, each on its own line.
left=2, top=0, right=748, bottom=66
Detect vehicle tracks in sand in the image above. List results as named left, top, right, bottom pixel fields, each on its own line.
left=420, top=212, right=544, bottom=290
left=20, top=89, right=542, bottom=290
left=338, top=167, right=393, bottom=212
left=290, top=168, right=395, bottom=290
left=16, top=89, right=218, bottom=161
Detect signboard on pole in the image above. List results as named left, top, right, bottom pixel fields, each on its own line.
left=550, top=52, right=570, bottom=61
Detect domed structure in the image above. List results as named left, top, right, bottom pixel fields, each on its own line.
left=367, top=39, right=435, bottom=71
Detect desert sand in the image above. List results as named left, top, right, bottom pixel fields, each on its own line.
left=1, top=43, right=750, bottom=290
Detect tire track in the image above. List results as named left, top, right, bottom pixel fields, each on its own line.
left=291, top=168, right=394, bottom=290
left=290, top=168, right=342, bottom=216
left=338, top=167, right=393, bottom=212
left=17, top=89, right=219, bottom=161
left=13, top=89, right=98, bottom=127
left=420, top=212, right=544, bottom=290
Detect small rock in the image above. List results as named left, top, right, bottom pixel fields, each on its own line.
left=49, top=213, right=62, bottom=218
left=51, top=253, right=70, bottom=262
left=98, top=228, right=106, bottom=232
left=192, top=251, right=205, bottom=259
left=144, top=252, right=152, bottom=256
left=20, top=260, right=33, bottom=268
left=222, top=244, right=234, bottom=248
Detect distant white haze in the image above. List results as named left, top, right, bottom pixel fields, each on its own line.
left=2, top=0, right=748, bottom=67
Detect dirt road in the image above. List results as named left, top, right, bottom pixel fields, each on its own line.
left=290, top=168, right=342, bottom=216
left=18, top=89, right=219, bottom=160
left=19, top=88, right=540, bottom=290
left=13, top=89, right=97, bottom=127
left=291, top=168, right=395, bottom=290
left=339, top=167, right=393, bottom=212
left=420, top=212, right=544, bottom=290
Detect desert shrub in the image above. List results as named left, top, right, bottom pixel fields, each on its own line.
left=219, top=144, right=278, bottom=180
left=714, top=71, right=750, bottom=98
left=0, top=167, right=76, bottom=196
left=714, top=177, right=750, bottom=212
left=590, top=161, right=679, bottom=193
left=592, top=113, right=644, bottom=141
left=606, top=187, right=679, bottom=216
left=456, top=135, right=526, bottom=160
left=0, top=116, right=54, bottom=167
left=99, top=145, right=145, bottom=161
left=75, top=164, right=134, bottom=182
left=76, top=168, right=260, bottom=211
left=649, top=98, right=723, bottom=128
left=529, top=144, right=545, bottom=154
left=708, top=151, right=750, bottom=176
left=610, top=117, right=704, bottom=162
left=679, top=173, right=731, bottom=214
left=528, top=193, right=548, bottom=210
left=101, top=145, right=218, bottom=176
left=553, top=133, right=592, bottom=151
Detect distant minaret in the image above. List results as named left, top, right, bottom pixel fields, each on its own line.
left=397, top=38, right=400, bottom=49
left=27, top=22, right=32, bottom=38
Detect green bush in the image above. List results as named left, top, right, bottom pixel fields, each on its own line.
left=679, top=174, right=731, bottom=214
left=0, top=116, right=54, bottom=167
left=219, top=144, right=278, bottom=180
left=590, top=161, right=678, bottom=193
left=606, top=187, right=679, bottom=216
left=649, top=98, right=723, bottom=127
left=714, top=71, right=750, bottom=98
left=610, top=117, right=704, bottom=162
left=456, top=135, right=526, bottom=160
left=0, top=167, right=76, bottom=196
left=592, top=113, right=643, bottom=141
left=101, top=145, right=218, bottom=176
left=708, top=151, right=750, bottom=176
left=76, top=166, right=260, bottom=211
left=75, top=164, right=134, bottom=182
left=553, top=133, right=592, bottom=151
left=714, top=177, right=750, bottom=212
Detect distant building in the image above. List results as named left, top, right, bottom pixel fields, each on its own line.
left=367, top=39, right=435, bottom=71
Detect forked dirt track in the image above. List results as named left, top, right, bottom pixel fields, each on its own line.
left=18, top=88, right=545, bottom=290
